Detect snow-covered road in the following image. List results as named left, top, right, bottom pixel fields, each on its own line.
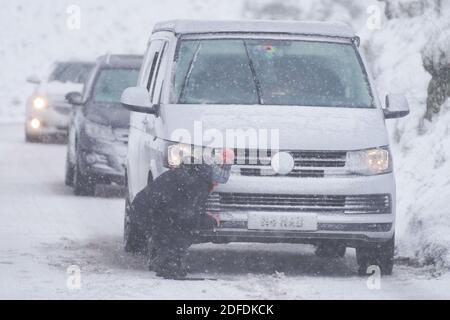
left=0, top=124, right=449, bottom=299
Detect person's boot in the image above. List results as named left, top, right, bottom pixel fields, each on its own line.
left=152, top=247, right=188, bottom=279
left=154, top=258, right=187, bottom=279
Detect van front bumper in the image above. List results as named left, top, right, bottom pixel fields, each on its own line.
left=195, top=173, right=396, bottom=245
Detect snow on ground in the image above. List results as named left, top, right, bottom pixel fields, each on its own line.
left=1, top=124, right=450, bottom=299
left=360, top=3, right=450, bottom=269
left=1, top=0, right=450, bottom=298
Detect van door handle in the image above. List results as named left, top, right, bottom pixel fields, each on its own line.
left=142, top=118, right=148, bottom=126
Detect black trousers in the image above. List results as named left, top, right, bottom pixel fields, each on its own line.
left=150, top=212, right=195, bottom=264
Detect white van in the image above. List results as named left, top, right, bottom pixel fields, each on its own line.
left=121, top=20, right=409, bottom=275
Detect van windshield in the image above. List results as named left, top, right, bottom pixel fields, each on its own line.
left=93, top=68, right=140, bottom=104
left=172, top=39, right=374, bottom=108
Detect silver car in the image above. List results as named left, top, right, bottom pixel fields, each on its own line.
left=121, top=20, right=410, bottom=275
left=25, top=61, right=94, bottom=142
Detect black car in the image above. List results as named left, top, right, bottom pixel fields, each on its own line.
left=65, top=54, right=142, bottom=196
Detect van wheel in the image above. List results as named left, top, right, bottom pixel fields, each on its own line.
left=73, top=156, right=96, bottom=196
left=65, top=151, right=75, bottom=187
left=124, top=196, right=148, bottom=254
left=315, top=243, right=346, bottom=258
left=356, top=236, right=395, bottom=276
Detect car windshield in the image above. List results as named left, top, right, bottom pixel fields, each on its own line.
left=172, top=39, right=374, bottom=108
left=93, top=68, right=140, bottom=104
left=48, top=63, right=93, bottom=83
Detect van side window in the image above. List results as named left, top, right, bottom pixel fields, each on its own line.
left=139, top=40, right=163, bottom=90
left=146, top=51, right=160, bottom=91
left=147, top=42, right=168, bottom=99
left=150, top=43, right=168, bottom=103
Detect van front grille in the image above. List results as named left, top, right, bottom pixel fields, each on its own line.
left=240, top=168, right=325, bottom=178
left=206, top=193, right=392, bottom=215
left=232, top=149, right=347, bottom=177
left=291, top=151, right=346, bottom=167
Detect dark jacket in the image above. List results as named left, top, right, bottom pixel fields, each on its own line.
left=131, top=164, right=214, bottom=234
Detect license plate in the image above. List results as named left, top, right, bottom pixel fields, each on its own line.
left=247, top=212, right=318, bottom=231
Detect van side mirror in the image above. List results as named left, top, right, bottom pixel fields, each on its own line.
left=65, top=92, right=83, bottom=105
left=121, top=87, right=158, bottom=115
left=26, top=75, right=41, bottom=85
left=384, top=94, right=410, bottom=119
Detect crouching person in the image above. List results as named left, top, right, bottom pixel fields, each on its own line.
left=128, top=149, right=234, bottom=279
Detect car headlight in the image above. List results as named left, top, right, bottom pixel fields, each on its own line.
left=33, top=96, right=48, bottom=110
left=30, top=118, right=41, bottom=129
left=84, top=121, right=115, bottom=142
left=346, top=147, right=392, bottom=175
left=165, top=142, right=217, bottom=168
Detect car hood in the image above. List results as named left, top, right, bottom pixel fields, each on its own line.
left=37, top=81, right=84, bottom=104
left=160, top=104, right=389, bottom=150
left=85, top=102, right=130, bottom=128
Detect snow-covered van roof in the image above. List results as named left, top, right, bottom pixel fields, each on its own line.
left=152, top=19, right=356, bottom=39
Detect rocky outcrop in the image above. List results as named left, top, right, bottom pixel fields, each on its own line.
left=422, top=25, right=450, bottom=120
left=379, top=0, right=442, bottom=19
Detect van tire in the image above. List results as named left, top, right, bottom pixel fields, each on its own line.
left=356, top=236, right=395, bottom=276
left=124, top=196, right=148, bottom=254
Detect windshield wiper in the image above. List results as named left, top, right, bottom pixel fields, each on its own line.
left=179, top=41, right=202, bottom=103
left=243, top=41, right=263, bottom=105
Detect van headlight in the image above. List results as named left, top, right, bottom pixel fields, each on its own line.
left=165, top=142, right=216, bottom=168
left=346, top=147, right=392, bottom=175
left=167, top=143, right=193, bottom=167
left=84, top=121, right=115, bottom=142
